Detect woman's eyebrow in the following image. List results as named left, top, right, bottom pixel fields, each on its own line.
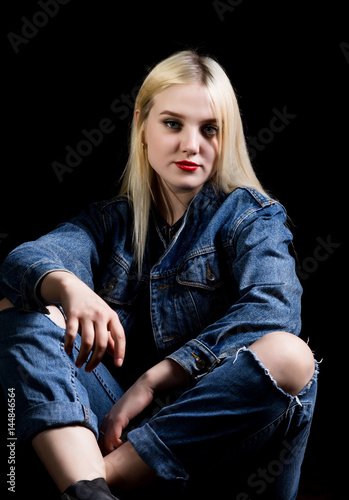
left=159, top=110, right=185, bottom=118
left=159, top=110, right=218, bottom=124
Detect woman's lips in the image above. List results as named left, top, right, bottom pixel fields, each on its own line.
left=175, top=161, right=200, bottom=171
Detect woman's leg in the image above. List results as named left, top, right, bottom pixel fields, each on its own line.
left=249, top=331, right=315, bottom=396
left=0, top=297, right=316, bottom=495
left=117, top=332, right=317, bottom=497
left=0, top=298, right=124, bottom=494
left=104, top=441, right=156, bottom=491
left=32, top=426, right=106, bottom=493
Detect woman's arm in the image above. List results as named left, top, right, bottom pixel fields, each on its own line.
left=0, top=202, right=108, bottom=313
left=168, top=203, right=303, bottom=380
left=100, top=359, right=188, bottom=455
left=0, top=202, right=127, bottom=372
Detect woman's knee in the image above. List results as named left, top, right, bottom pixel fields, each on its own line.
left=46, top=305, right=66, bottom=329
left=0, top=297, right=14, bottom=311
left=249, top=331, right=315, bottom=396
left=0, top=299, right=66, bottom=329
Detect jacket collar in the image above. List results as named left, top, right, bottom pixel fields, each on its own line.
left=149, top=183, right=228, bottom=273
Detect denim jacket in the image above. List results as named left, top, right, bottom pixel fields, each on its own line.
left=0, top=183, right=302, bottom=380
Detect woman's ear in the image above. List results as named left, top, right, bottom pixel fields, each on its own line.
left=135, top=109, right=140, bottom=123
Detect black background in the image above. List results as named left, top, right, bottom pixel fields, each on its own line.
left=1, top=1, right=347, bottom=498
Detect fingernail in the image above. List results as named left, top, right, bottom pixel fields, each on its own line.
left=115, top=358, right=123, bottom=367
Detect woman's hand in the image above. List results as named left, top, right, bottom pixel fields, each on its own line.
left=99, top=376, right=155, bottom=455
left=40, top=271, right=125, bottom=372
left=99, top=359, right=188, bottom=455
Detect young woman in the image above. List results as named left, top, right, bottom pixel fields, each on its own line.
left=0, top=51, right=317, bottom=499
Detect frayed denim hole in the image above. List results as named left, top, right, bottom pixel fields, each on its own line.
left=234, top=346, right=319, bottom=403
left=297, top=359, right=320, bottom=397
left=233, top=346, right=294, bottom=401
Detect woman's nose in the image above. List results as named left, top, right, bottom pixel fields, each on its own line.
left=181, top=128, right=199, bottom=156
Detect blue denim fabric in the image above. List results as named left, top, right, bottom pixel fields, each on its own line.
left=128, top=349, right=317, bottom=498
left=0, top=307, right=123, bottom=442
left=0, top=304, right=317, bottom=498
left=0, top=183, right=302, bottom=380
left=0, top=182, right=314, bottom=497
left=0, top=306, right=317, bottom=499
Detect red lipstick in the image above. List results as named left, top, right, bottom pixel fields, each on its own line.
left=175, top=161, right=199, bottom=171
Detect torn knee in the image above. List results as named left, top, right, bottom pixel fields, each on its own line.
left=249, top=332, right=315, bottom=396
left=0, top=297, right=14, bottom=311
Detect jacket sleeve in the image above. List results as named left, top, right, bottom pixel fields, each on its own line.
left=0, top=203, right=109, bottom=313
left=167, top=203, right=303, bottom=380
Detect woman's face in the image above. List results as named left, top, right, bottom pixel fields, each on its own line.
left=142, top=83, right=219, bottom=198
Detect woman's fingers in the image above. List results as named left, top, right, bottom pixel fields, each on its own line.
left=64, top=307, right=125, bottom=372
left=85, top=321, right=109, bottom=373
left=109, top=315, right=126, bottom=367
left=99, top=407, right=127, bottom=456
left=107, top=332, right=116, bottom=356
left=58, top=277, right=126, bottom=372
left=44, top=273, right=124, bottom=369
left=75, top=318, right=96, bottom=368
left=99, top=425, right=123, bottom=456
left=64, top=315, right=79, bottom=355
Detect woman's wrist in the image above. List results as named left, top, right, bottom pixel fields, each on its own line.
left=39, top=270, right=76, bottom=304
left=141, top=358, right=189, bottom=393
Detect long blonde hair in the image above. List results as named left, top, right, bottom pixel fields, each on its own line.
left=119, top=50, right=267, bottom=271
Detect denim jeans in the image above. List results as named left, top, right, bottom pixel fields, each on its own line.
left=0, top=307, right=317, bottom=499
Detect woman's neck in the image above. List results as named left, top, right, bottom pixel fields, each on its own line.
left=154, top=177, right=199, bottom=227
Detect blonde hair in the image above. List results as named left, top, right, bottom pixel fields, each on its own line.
left=119, top=50, right=267, bottom=271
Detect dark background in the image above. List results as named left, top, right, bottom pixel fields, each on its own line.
left=1, top=1, right=347, bottom=498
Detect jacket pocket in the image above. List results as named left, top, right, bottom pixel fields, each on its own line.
left=98, top=255, right=141, bottom=306
left=177, top=251, right=226, bottom=291
left=176, top=251, right=234, bottom=333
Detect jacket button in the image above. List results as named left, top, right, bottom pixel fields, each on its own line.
left=157, top=284, right=172, bottom=291
left=104, top=278, right=118, bottom=291
left=191, top=352, right=207, bottom=371
left=206, top=263, right=216, bottom=282
left=196, top=358, right=206, bottom=370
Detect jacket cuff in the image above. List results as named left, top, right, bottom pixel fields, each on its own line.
left=2, top=262, right=71, bottom=313
left=166, top=339, right=222, bottom=381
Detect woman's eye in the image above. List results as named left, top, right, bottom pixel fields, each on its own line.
left=203, top=125, right=218, bottom=136
left=164, top=120, right=181, bottom=130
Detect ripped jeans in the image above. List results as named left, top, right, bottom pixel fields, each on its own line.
left=0, top=308, right=318, bottom=499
